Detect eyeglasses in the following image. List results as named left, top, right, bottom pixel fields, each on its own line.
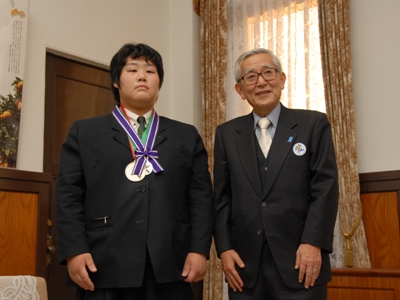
left=240, top=68, right=278, bottom=85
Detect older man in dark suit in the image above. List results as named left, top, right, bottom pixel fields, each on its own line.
left=213, top=48, right=338, bottom=300
left=56, top=43, right=213, bottom=300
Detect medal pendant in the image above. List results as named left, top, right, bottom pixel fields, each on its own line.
left=125, top=162, right=146, bottom=182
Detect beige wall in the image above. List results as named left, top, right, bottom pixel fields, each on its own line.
left=17, top=0, right=201, bottom=172
left=16, top=0, right=400, bottom=174
left=350, top=0, right=400, bottom=173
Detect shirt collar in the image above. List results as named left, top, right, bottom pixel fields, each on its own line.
left=252, top=103, right=281, bottom=130
left=124, top=108, right=152, bottom=126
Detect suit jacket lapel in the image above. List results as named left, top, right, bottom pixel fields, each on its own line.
left=262, top=105, right=298, bottom=199
left=153, top=117, right=166, bottom=148
left=110, top=114, right=131, bottom=151
left=234, top=114, right=263, bottom=199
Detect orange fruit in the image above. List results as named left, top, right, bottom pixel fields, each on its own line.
left=0, top=111, right=12, bottom=119
left=17, top=81, right=23, bottom=93
left=15, top=99, right=22, bottom=111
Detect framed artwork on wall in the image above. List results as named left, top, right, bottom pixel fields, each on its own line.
left=0, top=0, right=28, bottom=168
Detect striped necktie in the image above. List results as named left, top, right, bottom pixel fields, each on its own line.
left=137, top=116, right=146, bottom=138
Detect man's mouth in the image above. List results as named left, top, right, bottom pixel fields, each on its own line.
left=256, top=90, right=270, bottom=96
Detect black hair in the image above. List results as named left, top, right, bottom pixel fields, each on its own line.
left=110, top=43, right=164, bottom=103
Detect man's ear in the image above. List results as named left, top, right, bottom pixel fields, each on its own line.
left=235, top=83, right=246, bottom=100
left=113, top=82, right=119, bottom=89
left=279, top=72, right=286, bottom=90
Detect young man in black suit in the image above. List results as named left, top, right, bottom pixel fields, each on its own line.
left=213, top=48, right=338, bottom=299
left=56, top=43, right=213, bottom=300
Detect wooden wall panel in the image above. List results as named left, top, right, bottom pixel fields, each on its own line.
left=329, top=287, right=395, bottom=300
left=0, top=191, right=38, bottom=275
left=328, top=171, right=400, bottom=300
left=328, top=269, right=400, bottom=300
left=0, top=168, right=51, bottom=277
left=361, top=192, right=400, bottom=268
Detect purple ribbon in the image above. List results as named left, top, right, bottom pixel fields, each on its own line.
left=112, top=106, right=164, bottom=176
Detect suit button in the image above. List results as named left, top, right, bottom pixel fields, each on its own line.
left=257, top=230, right=262, bottom=235
left=261, top=202, right=267, bottom=207
left=140, top=186, right=146, bottom=193
left=264, top=167, right=268, bottom=171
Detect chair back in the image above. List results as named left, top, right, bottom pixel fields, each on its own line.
left=0, top=276, right=48, bottom=300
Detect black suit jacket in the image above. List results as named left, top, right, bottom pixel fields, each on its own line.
left=56, top=113, right=213, bottom=288
left=213, top=104, right=338, bottom=289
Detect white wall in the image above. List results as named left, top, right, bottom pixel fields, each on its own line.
left=169, top=1, right=202, bottom=127
left=17, top=0, right=201, bottom=172
left=16, top=0, right=400, bottom=174
left=350, top=0, right=400, bottom=173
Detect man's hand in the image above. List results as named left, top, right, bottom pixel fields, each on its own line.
left=220, top=249, right=245, bottom=292
left=294, top=243, right=321, bottom=289
left=181, top=252, right=207, bottom=282
left=67, top=253, right=97, bottom=291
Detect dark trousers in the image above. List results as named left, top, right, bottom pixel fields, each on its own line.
left=75, top=262, right=194, bottom=300
left=229, top=238, right=327, bottom=300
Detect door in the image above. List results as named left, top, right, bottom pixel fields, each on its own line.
left=44, top=53, right=115, bottom=300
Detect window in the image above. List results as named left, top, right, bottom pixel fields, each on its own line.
left=227, top=0, right=325, bottom=117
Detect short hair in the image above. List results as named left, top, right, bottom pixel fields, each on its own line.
left=234, top=48, right=283, bottom=83
left=110, top=43, right=164, bottom=103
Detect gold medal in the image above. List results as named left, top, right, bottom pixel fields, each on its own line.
left=125, top=162, right=146, bottom=182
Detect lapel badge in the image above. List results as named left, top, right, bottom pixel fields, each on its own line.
left=287, top=136, right=293, bottom=143
left=293, top=143, right=306, bottom=156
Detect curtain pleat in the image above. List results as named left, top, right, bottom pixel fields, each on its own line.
left=200, top=0, right=227, bottom=299
left=318, top=0, right=371, bottom=268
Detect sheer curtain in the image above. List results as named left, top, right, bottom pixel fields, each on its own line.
left=226, top=0, right=325, bottom=122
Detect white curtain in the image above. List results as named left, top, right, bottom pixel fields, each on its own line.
left=226, top=0, right=325, bottom=122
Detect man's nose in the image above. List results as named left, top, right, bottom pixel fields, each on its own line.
left=256, top=74, right=268, bottom=85
left=137, top=70, right=147, bottom=81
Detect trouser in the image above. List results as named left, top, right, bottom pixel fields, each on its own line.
left=229, top=238, right=327, bottom=300
left=75, top=261, right=194, bottom=300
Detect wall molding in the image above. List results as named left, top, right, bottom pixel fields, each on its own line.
left=360, top=170, right=400, bottom=193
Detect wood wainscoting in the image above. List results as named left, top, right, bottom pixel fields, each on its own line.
left=328, top=269, right=400, bottom=299
left=328, top=170, right=400, bottom=299
left=0, top=168, right=52, bottom=278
